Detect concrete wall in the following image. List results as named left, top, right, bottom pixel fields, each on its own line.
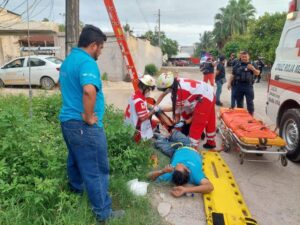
left=0, top=35, right=21, bottom=65
left=97, top=33, right=162, bottom=81
left=97, top=35, right=125, bottom=81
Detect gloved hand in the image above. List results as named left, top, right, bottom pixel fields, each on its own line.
left=153, top=105, right=161, bottom=113
left=174, top=120, right=185, bottom=128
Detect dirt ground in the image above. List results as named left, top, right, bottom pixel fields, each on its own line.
left=1, top=67, right=300, bottom=225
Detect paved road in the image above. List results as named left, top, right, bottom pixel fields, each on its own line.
left=157, top=67, right=300, bottom=225
left=1, top=67, right=299, bottom=225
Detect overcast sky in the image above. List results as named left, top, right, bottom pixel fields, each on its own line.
left=5, top=0, right=290, bottom=45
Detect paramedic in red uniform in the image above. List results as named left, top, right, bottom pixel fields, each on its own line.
left=124, top=75, right=159, bottom=142
left=202, top=57, right=215, bottom=86
left=156, top=72, right=216, bottom=149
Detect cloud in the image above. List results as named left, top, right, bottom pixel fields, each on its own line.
left=6, top=0, right=290, bottom=45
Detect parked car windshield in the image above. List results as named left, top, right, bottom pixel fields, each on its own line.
left=46, top=57, right=63, bottom=64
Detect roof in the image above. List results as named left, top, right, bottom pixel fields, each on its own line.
left=170, top=52, right=191, bottom=59
left=0, top=21, right=59, bottom=34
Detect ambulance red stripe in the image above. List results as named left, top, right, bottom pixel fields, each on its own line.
left=269, top=79, right=300, bottom=94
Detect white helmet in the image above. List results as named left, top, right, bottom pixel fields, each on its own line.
left=156, top=72, right=174, bottom=89
left=139, top=74, right=156, bottom=87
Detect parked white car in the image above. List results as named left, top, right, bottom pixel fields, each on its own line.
left=0, top=55, right=62, bottom=90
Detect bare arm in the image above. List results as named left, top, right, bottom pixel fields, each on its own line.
left=139, top=110, right=156, bottom=122
left=171, top=178, right=214, bottom=197
left=82, top=84, right=98, bottom=125
left=248, top=64, right=260, bottom=76
left=156, top=89, right=171, bottom=106
left=148, top=164, right=174, bottom=181
left=227, top=74, right=234, bottom=90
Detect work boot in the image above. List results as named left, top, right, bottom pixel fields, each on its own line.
left=203, top=140, right=216, bottom=149
left=216, top=101, right=223, bottom=106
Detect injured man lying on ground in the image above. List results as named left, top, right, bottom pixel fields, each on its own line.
left=149, top=130, right=214, bottom=197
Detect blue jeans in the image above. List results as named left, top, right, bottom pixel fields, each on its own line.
left=155, top=130, right=191, bottom=158
left=61, top=120, right=112, bottom=221
left=216, top=80, right=223, bottom=103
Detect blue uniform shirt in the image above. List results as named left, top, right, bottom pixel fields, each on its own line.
left=157, top=147, right=205, bottom=185
left=59, top=48, right=105, bottom=127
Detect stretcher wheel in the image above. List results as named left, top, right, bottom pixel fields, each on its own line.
left=281, top=156, right=288, bottom=167
left=223, top=143, right=230, bottom=152
left=239, top=154, right=244, bottom=165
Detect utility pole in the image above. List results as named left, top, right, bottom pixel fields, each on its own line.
left=158, top=9, right=161, bottom=47
left=65, top=0, right=79, bottom=56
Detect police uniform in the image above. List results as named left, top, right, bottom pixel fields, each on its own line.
left=232, top=61, right=257, bottom=115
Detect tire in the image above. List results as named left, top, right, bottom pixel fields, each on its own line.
left=40, top=76, right=55, bottom=90
left=0, top=79, right=4, bottom=88
left=279, top=108, right=300, bottom=162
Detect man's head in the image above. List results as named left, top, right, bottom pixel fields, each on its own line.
left=78, top=25, right=107, bottom=60
left=230, top=53, right=235, bottom=58
left=219, top=55, right=226, bottom=63
left=171, top=163, right=190, bottom=186
left=240, top=51, right=250, bottom=63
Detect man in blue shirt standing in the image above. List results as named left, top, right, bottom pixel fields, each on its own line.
left=59, top=25, right=124, bottom=222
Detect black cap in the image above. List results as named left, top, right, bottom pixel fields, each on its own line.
left=219, top=55, right=226, bottom=61
left=78, top=24, right=107, bottom=47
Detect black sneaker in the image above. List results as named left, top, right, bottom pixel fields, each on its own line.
left=216, top=101, right=223, bottom=106
left=203, top=143, right=216, bottom=149
left=201, top=132, right=206, bottom=140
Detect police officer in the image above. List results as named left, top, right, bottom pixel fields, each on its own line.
left=227, top=51, right=260, bottom=115
left=255, top=57, right=265, bottom=83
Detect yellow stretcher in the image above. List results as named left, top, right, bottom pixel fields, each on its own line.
left=202, top=151, right=257, bottom=225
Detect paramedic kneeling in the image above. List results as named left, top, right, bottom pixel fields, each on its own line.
left=149, top=147, right=213, bottom=197
left=227, top=51, right=260, bottom=115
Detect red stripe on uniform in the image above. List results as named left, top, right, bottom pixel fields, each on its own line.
left=269, top=79, right=300, bottom=94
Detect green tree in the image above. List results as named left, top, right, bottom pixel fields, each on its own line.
left=141, top=30, right=178, bottom=58
left=194, top=31, right=215, bottom=57
left=42, top=18, right=49, bottom=22
left=213, top=0, right=255, bottom=49
left=247, top=12, right=286, bottom=63
left=123, top=23, right=133, bottom=34
left=59, top=24, right=65, bottom=32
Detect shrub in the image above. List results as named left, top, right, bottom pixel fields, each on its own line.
left=0, top=95, right=156, bottom=224
left=144, top=64, right=158, bottom=76
left=102, top=72, right=108, bottom=81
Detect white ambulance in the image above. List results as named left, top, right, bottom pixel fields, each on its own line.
left=266, top=0, right=300, bottom=162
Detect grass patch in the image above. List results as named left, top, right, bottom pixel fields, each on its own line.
left=0, top=94, right=164, bottom=225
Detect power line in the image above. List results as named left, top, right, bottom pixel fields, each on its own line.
left=0, top=0, right=50, bottom=28
left=48, top=0, right=54, bottom=21
left=30, top=0, right=52, bottom=19
left=135, top=0, right=151, bottom=31
left=0, top=0, right=26, bottom=16
left=0, top=0, right=9, bottom=14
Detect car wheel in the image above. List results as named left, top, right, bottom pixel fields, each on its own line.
left=279, top=108, right=300, bottom=162
left=40, top=77, right=55, bottom=90
left=0, top=79, right=4, bottom=88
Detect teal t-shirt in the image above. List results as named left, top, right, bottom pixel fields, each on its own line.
left=59, top=48, right=105, bottom=127
left=157, top=147, right=205, bottom=185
